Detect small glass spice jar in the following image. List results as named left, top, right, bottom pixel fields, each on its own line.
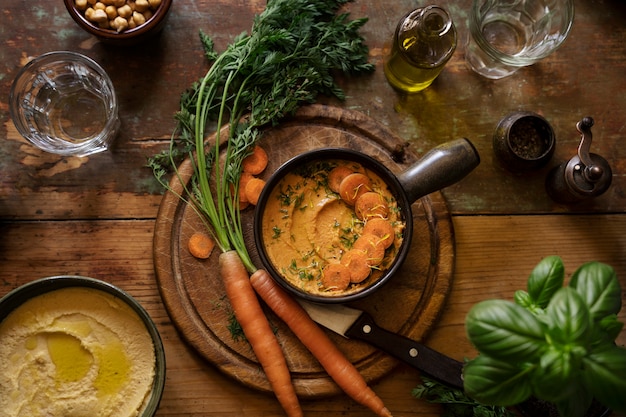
left=384, top=5, right=457, bottom=93
left=492, top=111, right=556, bottom=172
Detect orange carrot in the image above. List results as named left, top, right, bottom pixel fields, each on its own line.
left=250, top=269, right=394, bottom=417
left=362, top=218, right=395, bottom=249
left=321, top=263, right=351, bottom=291
left=355, top=192, right=389, bottom=221
left=242, top=145, right=269, bottom=175
left=339, top=173, right=372, bottom=205
left=245, top=177, right=266, bottom=206
left=238, top=172, right=254, bottom=203
left=328, top=166, right=354, bottom=193
left=341, top=249, right=372, bottom=283
left=219, top=251, right=302, bottom=417
left=353, top=234, right=385, bottom=266
left=188, top=232, right=216, bottom=259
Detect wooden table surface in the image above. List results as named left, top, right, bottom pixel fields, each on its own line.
left=1, top=0, right=625, bottom=416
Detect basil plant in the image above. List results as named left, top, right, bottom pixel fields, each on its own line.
left=464, top=256, right=626, bottom=417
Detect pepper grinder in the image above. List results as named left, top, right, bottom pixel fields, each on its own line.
left=546, top=117, right=612, bottom=204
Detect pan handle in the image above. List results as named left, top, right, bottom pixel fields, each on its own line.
left=397, top=138, right=480, bottom=204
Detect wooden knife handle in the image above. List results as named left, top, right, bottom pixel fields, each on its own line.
left=345, top=311, right=465, bottom=390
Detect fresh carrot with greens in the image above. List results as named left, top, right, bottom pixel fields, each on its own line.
left=219, top=251, right=302, bottom=417
left=250, top=269, right=394, bottom=417
left=148, top=1, right=376, bottom=415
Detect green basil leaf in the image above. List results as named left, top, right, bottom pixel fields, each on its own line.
left=582, top=345, right=626, bottom=413
left=551, top=382, right=594, bottom=417
left=463, top=355, right=532, bottom=406
left=466, top=300, right=546, bottom=362
left=532, top=346, right=579, bottom=402
left=545, top=287, right=591, bottom=346
left=514, top=290, right=532, bottom=308
left=527, top=256, right=564, bottom=308
left=598, top=314, right=624, bottom=343
left=569, top=261, right=622, bottom=320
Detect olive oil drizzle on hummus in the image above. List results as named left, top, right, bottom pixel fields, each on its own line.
left=262, top=160, right=405, bottom=297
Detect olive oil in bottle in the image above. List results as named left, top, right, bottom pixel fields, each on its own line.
left=384, top=6, right=457, bottom=93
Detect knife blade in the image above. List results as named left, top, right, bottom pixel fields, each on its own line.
left=298, top=300, right=464, bottom=390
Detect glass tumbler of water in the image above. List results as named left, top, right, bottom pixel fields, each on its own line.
left=9, top=51, right=120, bottom=157
left=465, top=0, right=574, bottom=79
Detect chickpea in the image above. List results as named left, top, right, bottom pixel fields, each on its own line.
left=111, top=15, right=129, bottom=32
left=134, top=0, right=149, bottom=12
left=85, top=7, right=108, bottom=23
left=132, top=10, right=146, bottom=25
left=79, top=0, right=158, bottom=33
left=104, top=5, right=117, bottom=19
left=117, top=4, right=132, bottom=18
left=74, top=0, right=88, bottom=11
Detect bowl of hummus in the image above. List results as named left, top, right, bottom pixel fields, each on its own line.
left=254, top=142, right=480, bottom=303
left=0, top=275, right=165, bottom=417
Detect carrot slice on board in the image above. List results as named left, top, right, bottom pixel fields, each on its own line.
left=242, top=145, right=269, bottom=175
left=244, top=177, right=266, bottom=206
left=238, top=172, right=254, bottom=203
left=188, top=232, right=216, bottom=259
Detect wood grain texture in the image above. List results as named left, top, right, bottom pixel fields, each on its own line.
left=1, top=216, right=625, bottom=416
left=153, top=105, right=455, bottom=397
left=1, top=0, right=625, bottom=218
left=1, top=0, right=625, bottom=415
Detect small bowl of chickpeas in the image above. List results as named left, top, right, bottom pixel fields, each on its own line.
left=64, top=0, right=172, bottom=45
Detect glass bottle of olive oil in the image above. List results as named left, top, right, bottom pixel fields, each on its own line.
left=384, top=5, right=457, bottom=93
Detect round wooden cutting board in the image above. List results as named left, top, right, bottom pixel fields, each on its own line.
left=153, top=104, right=455, bottom=398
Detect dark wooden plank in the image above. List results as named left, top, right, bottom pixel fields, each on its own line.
left=1, top=215, right=625, bottom=416
left=1, top=0, right=626, bottom=219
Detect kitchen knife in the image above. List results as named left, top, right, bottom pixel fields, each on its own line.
left=298, top=300, right=465, bottom=390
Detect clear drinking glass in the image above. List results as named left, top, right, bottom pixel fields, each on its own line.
left=9, top=51, right=120, bottom=157
left=465, top=0, right=575, bottom=79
